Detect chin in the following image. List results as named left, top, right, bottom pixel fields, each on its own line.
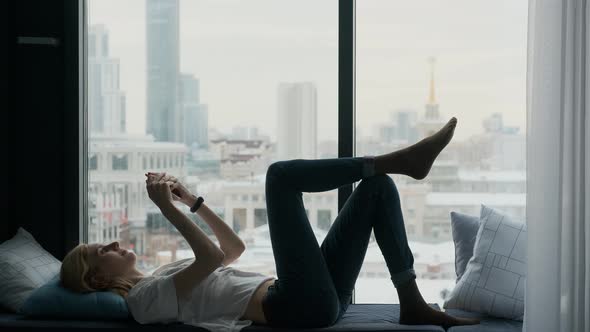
left=125, top=251, right=137, bottom=262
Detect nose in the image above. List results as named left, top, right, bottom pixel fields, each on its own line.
left=106, top=241, right=119, bottom=250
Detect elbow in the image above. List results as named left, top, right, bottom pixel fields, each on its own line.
left=222, top=242, right=246, bottom=258
left=204, top=246, right=225, bottom=265
left=236, top=242, right=246, bottom=255
left=231, top=243, right=246, bottom=259
left=220, top=244, right=245, bottom=266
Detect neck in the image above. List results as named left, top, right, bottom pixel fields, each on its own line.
left=126, top=268, right=145, bottom=285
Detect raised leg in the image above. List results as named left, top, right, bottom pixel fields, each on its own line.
left=320, top=174, right=416, bottom=320
left=261, top=156, right=375, bottom=328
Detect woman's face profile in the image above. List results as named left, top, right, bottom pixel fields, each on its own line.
left=86, top=241, right=136, bottom=278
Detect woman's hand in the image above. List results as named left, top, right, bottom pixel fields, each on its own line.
left=145, top=172, right=175, bottom=209
left=146, top=172, right=197, bottom=208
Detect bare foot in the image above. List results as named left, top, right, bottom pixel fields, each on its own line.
left=399, top=303, right=480, bottom=329
left=375, top=117, right=457, bottom=180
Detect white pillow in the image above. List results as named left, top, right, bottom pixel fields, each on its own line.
left=0, top=227, right=61, bottom=312
left=443, top=204, right=526, bottom=321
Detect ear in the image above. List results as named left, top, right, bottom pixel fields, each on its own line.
left=88, top=271, right=112, bottom=289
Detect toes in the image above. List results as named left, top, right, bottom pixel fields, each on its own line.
left=444, top=120, right=457, bottom=131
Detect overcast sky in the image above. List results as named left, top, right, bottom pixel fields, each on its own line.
left=89, top=0, right=528, bottom=142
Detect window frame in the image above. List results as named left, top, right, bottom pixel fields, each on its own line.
left=79, top=0, right=357, bottom=302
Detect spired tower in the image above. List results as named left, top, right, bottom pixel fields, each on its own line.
left=416, top=57, right=458, bottom=171
left=417, top=57, right=447, bottom=137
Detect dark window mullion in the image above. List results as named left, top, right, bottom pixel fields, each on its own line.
left=66, top=0, right=87, bottom=255
left=338, top=0, right=356, bottom=304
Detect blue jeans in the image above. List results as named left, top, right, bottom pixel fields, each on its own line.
left=261, top=156, right=416, bottom=328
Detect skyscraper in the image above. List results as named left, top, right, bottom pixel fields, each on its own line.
left=277, top=82, right=318, bottom=160
left=146, top=0, right=181, bottom=142
left=179, top=74, right=209, bottom=149
left=88, top=24, right=126, bottom=135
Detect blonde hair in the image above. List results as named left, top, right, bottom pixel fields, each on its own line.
left=60, top=243, right=135, bottom=298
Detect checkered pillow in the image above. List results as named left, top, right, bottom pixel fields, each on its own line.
left=443, top=204, right=526, bottom=321
left=0, top=228, right=61, bottom=312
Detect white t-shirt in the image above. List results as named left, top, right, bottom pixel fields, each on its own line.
left=126, top=257, right=275, bottom=332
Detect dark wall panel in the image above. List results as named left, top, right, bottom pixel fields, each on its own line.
left=2, top=3, right=11, bottom=240
left=3, top=0, right=80, bottom=261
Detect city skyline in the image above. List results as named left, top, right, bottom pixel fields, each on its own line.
left=89, top=0, right=527, bottom=143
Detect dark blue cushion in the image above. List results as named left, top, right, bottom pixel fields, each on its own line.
left=445, top=308, right=523, bottom=332
left=20, top=275, right=130, bottom=320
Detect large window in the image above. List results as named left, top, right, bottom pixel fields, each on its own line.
left=87, top=0, right=338, bottom=275
left=86, top=0, right=526, bottom=306
left=354, top=1, right=527, bottom=306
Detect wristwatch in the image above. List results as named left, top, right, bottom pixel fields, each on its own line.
left=190, top=196, right=205, bottom=213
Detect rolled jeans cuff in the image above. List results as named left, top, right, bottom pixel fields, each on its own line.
left=362, top=155, right=376, bottom=178
left=391, top=268, right=416, bottom=289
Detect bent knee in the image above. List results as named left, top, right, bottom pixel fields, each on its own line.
left=266, top=161, right=286, bottom=181
left=360, top=174, right=396, bottom=192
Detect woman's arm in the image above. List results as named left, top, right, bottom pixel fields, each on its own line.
left=146, top=174, right=225, bottom=302
left=159, top=202, right=225, bottom=264
left=160, top=203, right=225, bottom=302
left=187, top=197, right=246, bottom=265
left=152, top=172, right=246, bottom=265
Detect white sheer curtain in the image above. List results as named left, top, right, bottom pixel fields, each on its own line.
left=526, top=0, right=590, bottom=331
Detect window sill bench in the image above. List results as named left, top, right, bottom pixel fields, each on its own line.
left=0, top=304, right=522, bottom=332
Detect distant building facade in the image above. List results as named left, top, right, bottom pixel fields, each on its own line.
left=179, top=74, right=209, bottom=149
left=88, top=133, right=187, bottom=267
left=88, top=24, right=126, bottom=135
left=277, top=82, right=318, bottom=160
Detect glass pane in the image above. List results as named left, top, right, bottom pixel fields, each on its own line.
left=88, top=0, right=338, bottom=276
left=355, top=0, right=527, bottom=307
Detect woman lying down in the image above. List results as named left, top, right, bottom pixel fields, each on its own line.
left=59, top=118, right=479, bottom=331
